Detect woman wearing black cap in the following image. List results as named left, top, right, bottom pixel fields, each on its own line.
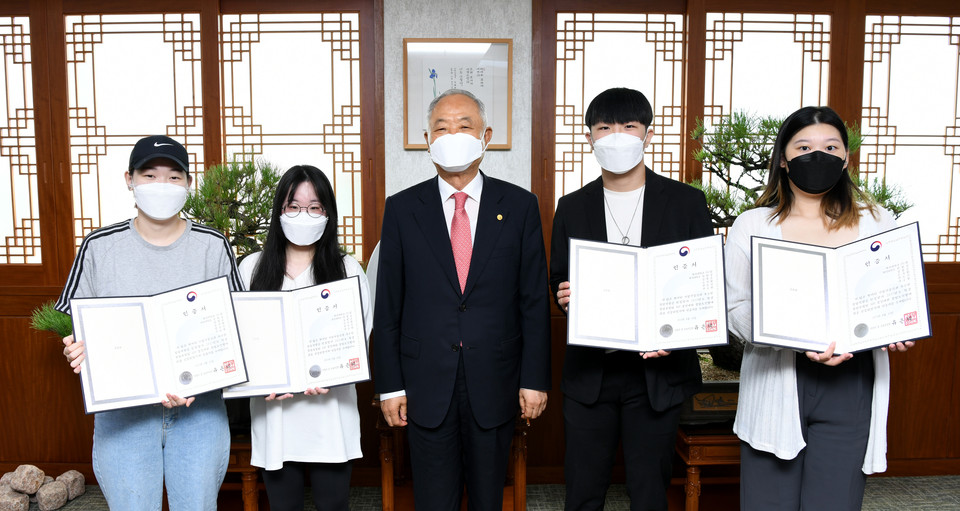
left=724, top=107, right=913, bottom=510
left=57, top=135, right=243, bottom=510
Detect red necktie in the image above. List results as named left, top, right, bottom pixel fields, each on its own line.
left=450, top=191, right=472, bottom=292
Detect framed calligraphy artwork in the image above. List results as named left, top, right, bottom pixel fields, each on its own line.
left=403, top=38, right=512, bottom=149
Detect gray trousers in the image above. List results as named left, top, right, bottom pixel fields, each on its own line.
left=740, top=352, right=875, bottom=511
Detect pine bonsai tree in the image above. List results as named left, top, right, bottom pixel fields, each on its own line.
left=183, top=160, right=282, bottom=258
left=690, top=111, right=911, bottom=230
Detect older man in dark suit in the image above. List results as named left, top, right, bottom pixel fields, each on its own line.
left=551, top=87, right=713, bottom=511
left=373, top=89, right=551, bottom=511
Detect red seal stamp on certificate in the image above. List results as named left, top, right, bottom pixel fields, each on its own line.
left=904, top=311, right=918, bottom=326
left=349, top=358, right=361, bottom=370
left=223, top=360, right=236, bottom=373
left=705, top=319, right=718, bottom=333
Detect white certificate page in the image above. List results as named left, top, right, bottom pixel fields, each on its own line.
left=840, top=223, right=930, bottom=351
left=567, top=235, right=728, bottom=352
left=568, top=242, right=640, bottom=349
left=296, top=277, right=369, bottom=388
left=158, top=281, right=247, bottom=395
left=650, top=237, right=728, bottom=351
left=73, top=302, right=159, bottom=409
left=223, top=294, right=295, bottom=398
left=753, top=241, right=831, bottom=351
left=71, top=276, right=247, bottom=413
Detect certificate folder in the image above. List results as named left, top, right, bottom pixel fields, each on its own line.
left=751, top=222, right=931, bottom=353
left=70, top=276, right=248, bottom=414
left=224, top=276, right=369, bottom=398
left=567, top=234, right=728, bottom=352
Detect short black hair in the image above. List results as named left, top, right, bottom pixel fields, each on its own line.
left=584, top=88, right=653, bottom=129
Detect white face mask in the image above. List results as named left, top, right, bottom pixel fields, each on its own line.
left=591, top=132, right=647, bottom=174
left=133, top=183, right=188, bottom=220
left=279, top=213, right=328, bottom=247
left=429, top=132, right=486, bottom=173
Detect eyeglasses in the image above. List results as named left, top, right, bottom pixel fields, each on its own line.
left=283, top=202, right=326, bottom=218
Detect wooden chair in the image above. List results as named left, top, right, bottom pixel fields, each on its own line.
left=224, top=434, right=261, bottom=511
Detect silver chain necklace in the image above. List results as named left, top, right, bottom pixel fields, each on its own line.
left=603, top=186, right=644, bottom=245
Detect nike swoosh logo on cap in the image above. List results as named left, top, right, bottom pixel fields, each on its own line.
left=154, top=142, right=174, bottom=147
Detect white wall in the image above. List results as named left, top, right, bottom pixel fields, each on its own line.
left=382, top=0, right=533, bottom=196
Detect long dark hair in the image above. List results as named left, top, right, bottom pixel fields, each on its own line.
left=756, top=106, right=876, bottom=229
left=249, top=165, right=346, bottom=290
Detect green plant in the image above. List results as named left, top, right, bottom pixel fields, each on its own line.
left=183, top=160, right=282, bottom=257
left=851, top=173, right=913, bottom=219
left=30, top=301, right=73, bottom=338
left=689, top=113, right=781, bottom=228
left=691, top=112, right=909, bottom=229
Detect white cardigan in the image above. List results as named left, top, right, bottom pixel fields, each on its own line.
left=725, top=206, right=896, bottom=474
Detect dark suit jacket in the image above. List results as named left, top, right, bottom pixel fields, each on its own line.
left=550, top=169, right=713, bottom=411
left=373, top=172, right=551, bottom=429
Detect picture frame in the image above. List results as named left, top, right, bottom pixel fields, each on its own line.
left=403, top=38, right=512, bottom=150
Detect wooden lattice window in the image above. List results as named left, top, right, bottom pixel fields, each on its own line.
left=221, top=12, right=363, bottom=257
left=861, top=15, right=960, bottom=261
left=700, top=12, right=831, bottom=193
left=65, top=13, right=204, bottom=248
left=553, top=12, right=685, bottom=206
left=0, top=16, right=38, bottom=264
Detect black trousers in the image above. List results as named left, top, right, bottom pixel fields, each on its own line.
left=564, top=351, right=682, bottom=511
left=739, top=352, right=875, bottom=511
left=407, top=353, right=516, bottom=511
left=261, top=460, right=353, bottom=511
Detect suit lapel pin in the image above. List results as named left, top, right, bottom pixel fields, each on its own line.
left=497, top=214, right=503, bottom=221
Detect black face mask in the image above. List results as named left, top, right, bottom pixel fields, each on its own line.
left=785, top=151, right=846, bottom=194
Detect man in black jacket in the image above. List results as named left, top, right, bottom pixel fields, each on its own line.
left=550, top=87, right=713, bottom=510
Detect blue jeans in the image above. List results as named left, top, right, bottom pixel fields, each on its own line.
left=92, top=391, right=230, bottom=511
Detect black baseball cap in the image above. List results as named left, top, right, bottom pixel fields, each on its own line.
left=128, top=135, right=190, bottom=175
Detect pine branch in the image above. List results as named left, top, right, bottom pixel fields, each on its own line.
left=30, top=301, right=73, bottom=338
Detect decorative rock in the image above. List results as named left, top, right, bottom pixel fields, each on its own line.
left=55, top=471, right=85, bottom=500
left=0, top=487, right=28, bottom=511
left=9, top=465, right=43, bottom=494
left=0, top=473, right=11, bottom=487
left=30, top=477, right=53, bottom=503
left=36, top=481, right=67, bottom=511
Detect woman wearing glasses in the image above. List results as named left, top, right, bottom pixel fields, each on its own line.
left=238, top=165, right=371, bottom=510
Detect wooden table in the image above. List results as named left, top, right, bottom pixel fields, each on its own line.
left=674, top=424, right=740, bottom=511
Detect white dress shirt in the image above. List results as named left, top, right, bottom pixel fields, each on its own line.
left=439, top=172, right=483, bottom=241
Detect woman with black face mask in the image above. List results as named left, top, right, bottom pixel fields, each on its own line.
left=724, top=106, right=914, bottom=511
